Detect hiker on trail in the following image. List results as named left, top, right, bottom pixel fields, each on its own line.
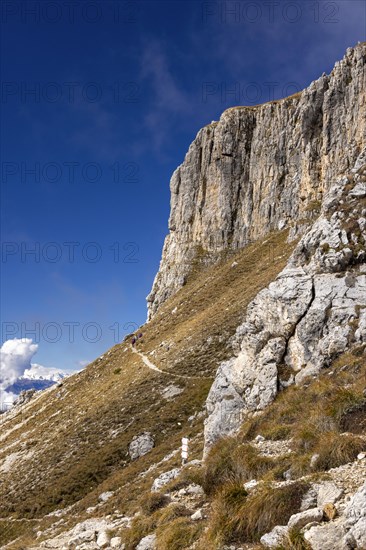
left=138, top=332, right=143, bottom=339
left=132, top=336, right=137, bottom=346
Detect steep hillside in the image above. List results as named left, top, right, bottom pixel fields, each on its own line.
left=0, top=231, right=294, bottom=548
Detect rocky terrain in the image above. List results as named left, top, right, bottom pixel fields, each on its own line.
left=0, top=43, right=365, bottom=550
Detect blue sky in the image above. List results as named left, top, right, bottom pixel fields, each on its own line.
left=1, top=0, right=365, bottom=372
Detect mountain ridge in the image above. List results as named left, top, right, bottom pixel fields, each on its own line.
left=147, top=42, right=366, bottom=320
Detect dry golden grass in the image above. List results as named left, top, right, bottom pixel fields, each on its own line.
left=140, top=493, right=170, bottom=515
left=156, top=517, right=204, bottom=550
left=124, top=514, right=157, bottom=549
left=157, top=503, right=192, bottom=524
left=203, top=438, right=276, bottom=496
left=206, top=481, right=308, bottom=545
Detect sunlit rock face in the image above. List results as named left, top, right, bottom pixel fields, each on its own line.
left=147, top=44, right=366, bottom=320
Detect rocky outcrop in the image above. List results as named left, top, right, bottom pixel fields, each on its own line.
left=147, top=43, right=366, bottom=319
left=260, top=474, right=366, bottom=549
left=151, top=467, right=181, bottom=492
left=128, top=432, right=155, bottom=460
left=136, top=534, right=157, bottom=550
left=303, top=480, right=366, bottom=550
left=204, top=149, right=366, bottom=450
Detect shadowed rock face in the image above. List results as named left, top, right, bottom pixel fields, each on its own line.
left=147, top=44, right=366, bottom=320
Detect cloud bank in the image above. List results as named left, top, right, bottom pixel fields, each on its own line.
left=0, top=338, right=66, bottom=408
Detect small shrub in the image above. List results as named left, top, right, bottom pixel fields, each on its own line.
left=140, top=492, right=169, bottom=515
left=313, top=432, right=365, bottom=471
left=124, top=515, right=157, bottom=549
left=207, top=481, right=308, bottom=545
left=203, top=438, right=275, bottom=495
left=157, top=503, right=191, bottom=525
left=156, top=517, right=203, bottom=550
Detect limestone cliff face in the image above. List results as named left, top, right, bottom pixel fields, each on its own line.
left=147, top=44, right=366, bottom=320
left=204, top=148, right=366, bottom=451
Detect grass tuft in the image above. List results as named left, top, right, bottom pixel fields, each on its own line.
left=206, top=481, right=308, bottom=545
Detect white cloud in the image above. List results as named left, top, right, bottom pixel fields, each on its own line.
left=23, top=363, right=66, bottom=382
left=0, top=338, right=38, bottom=391
left=0, top=339, right=69, bottom=412
left=1, top=390, right=18, bottom=408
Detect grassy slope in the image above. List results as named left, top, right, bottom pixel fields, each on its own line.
left=0, top=230, right=295, bottom=548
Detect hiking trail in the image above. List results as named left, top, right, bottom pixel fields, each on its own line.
left=131, top=345, right=212, bottom=380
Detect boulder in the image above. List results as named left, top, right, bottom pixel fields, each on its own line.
left=98, top=491, right=114, bottom=503
left=185, top=484, right=205, bottom=496
left=343, top=480, right=366, bottom=548
left=68, top=529, right=96, bottom=547
left=317, top=482, right=343, bottom=507
left=191, top=509, right=203, bottom=521
left=151, top=468, right=181, bottom=492
left=136, top=533, right=156, bottom=550
left=96, top=531, right=110, bottom=548
left=300, top=485, right=319, bottom=511
left=110, top=537, right=124, bottom=548
left=287, top=507, right=323, bottom=531
left=129, top=433, right=154, bottom=460
left=304, top=521, right=346, bottom=550
left=260, top=525, right=288, bottom=547
left=244, top=479, right=258, bottom=491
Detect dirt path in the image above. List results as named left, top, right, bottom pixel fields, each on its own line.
left=131, top=346, right=212, bottom=380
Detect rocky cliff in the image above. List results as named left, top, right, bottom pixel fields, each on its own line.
left=147, top=43, right=366, bottom=320
left=204, top=147, right=366, bottom=450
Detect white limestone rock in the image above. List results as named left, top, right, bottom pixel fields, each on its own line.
left=204, top=147, right=366, bottom=451
left=110, top=537, right=124, bottom=548
left=304, top=521, right=346, bottom=550
left=136, top=534, right=156, bottom=550
left=343, top=481, right=366, bottom=548
left=129, top=432, right=154, bottom=460
left=317, top=483, right=343, bottom=507
left=98, top=491, right=114, bottom=503
left=96, top=531, right=110, bottom=548
left=260, top=525, right=288, bottom=547
left=151, top=468, right=181, bottom=492
left=287, top=507, right=324, bottom=531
